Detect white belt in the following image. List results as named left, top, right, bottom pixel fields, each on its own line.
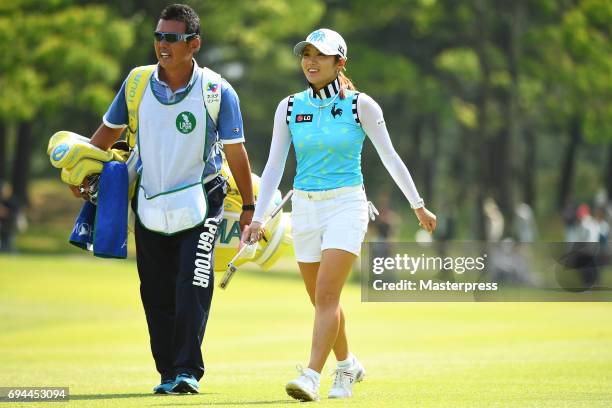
left=294, top=185, right=362, bottom=201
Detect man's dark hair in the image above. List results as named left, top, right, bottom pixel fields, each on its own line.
left=160, top=4, right=200, bottom=35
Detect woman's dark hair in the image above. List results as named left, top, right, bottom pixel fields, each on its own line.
left=160, top=4, right=200, bottom=35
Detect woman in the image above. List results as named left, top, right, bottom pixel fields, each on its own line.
left=247, top=28, right=436, bottom=401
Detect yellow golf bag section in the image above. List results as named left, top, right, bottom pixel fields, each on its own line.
left=48, top=130, right=293, bottom=272
left=215, top=160, right=293, bottom=272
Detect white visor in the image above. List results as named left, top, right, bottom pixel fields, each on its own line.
left=293, top=28, right=347, bottom=59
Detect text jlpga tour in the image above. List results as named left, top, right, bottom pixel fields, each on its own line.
left=192, top=218, right=219, bottom=288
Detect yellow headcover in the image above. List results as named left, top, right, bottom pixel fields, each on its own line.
left=60, top=160, right=104, bottom=186
left=48, top=131, right=113, bottom=169
left=48, top=131, right=132, bottom=186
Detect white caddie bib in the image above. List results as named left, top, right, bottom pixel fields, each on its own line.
left=136, top=69, right=210, bottom=234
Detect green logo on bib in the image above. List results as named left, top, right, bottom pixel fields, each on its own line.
left=176, top=111, right=196, bottom=134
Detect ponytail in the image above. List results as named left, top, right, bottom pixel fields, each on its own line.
left=336, top=56, right=356, bottom=99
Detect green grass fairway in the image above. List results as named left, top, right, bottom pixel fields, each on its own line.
left=1, top=255, right=611, bottom=407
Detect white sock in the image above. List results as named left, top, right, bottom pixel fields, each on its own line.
left=337, top=353, right=354, bottom=369
left=303, top=368, right=321, bottom=382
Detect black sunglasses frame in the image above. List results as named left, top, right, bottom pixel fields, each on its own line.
left=154, top=31, right=198, bottom=43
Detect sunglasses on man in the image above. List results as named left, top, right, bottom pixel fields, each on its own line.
left=154, top=31, right=198, bottom=43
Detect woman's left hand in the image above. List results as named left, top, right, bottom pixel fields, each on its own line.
left=414, top=207, right=437, bottom=233
left=244, top=221, right=265, bottom=243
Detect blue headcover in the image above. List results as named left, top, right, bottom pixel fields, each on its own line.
left=69, top=161, right=128, bottom=259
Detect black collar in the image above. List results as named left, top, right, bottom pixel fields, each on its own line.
left=308, top=77, right=340, bottom=100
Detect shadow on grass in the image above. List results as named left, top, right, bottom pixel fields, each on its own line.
left=151, top=400, right=296, bottom=406
left=68, top=392, right=217, bottom=400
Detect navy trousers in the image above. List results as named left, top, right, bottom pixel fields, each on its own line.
left=134, top=176, right=226, bottom=381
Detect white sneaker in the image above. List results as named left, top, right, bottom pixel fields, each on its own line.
left=285, top=365, right=320, bottom=402
left=328, top=356, right=366, bottom=399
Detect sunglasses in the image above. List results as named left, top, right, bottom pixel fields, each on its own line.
left=154, top=31, right=197, bottom=43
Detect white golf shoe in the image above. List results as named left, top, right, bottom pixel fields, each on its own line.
left=285, top=365, right=320, bottom=402
left=328, top=355, right=365, bottom=399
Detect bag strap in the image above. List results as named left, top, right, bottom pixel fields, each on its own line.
left=125, top=65, right=156, bottom=148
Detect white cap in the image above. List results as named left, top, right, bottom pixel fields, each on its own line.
left=293, top=28, right=347, bottom=59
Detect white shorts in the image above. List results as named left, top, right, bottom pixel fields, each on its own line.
left=291, top=186, right=369, bottom=263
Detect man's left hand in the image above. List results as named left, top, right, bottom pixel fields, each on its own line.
left=225, top=143, right=256, bottom=230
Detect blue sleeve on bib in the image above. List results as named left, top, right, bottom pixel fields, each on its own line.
left=102, top=79, right=129, bottom=127
left=217, top=79, right=245, bottom=143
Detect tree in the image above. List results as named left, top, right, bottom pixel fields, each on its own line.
left=0, top=0, right=134, bottom=251
left=521, top=0, right=612, bottom=209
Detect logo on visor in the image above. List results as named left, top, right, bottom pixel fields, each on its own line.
left=308, top=30, right=326, bottom=42
left=176, top=111, right=196, bottom=134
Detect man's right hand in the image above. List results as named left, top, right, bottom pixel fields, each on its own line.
left=415, top=207, right=437, bottom=233
left=69, top=185, right=83, bottom=198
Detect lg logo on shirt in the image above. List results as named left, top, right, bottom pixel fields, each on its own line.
left=295, top=114, right=313, bottom=123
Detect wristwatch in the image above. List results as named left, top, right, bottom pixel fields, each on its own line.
left=242, top=204, right=256, bottom=211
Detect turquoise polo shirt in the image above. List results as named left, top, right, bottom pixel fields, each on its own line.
left=287, top=79, right=365, bottom=191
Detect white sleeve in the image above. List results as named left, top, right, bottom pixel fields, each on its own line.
left=252, top=97, right=292, bottom=223
left=358, top=93, right=424, bottom=208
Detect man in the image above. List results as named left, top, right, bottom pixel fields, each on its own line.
left=75, top=4, right=255, bottom=394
